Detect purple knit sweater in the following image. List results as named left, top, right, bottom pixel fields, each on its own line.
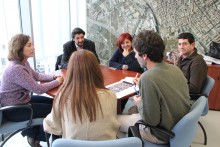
left=0, top=60, right=59, bottom=106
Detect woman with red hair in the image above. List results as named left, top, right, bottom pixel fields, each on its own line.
left=109, top=33, right=144, bottom=73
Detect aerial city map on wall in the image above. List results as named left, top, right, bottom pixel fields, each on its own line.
left=86, top=0, right=220, bottom=64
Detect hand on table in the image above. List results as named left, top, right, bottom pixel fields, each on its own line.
left=55, top=76, right=64, bottom=85
left=122, top=65, right=128, bottom=70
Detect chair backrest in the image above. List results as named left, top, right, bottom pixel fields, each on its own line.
left=0, top=104, right=45, bottom=146
left=201, top=76, right=215, bottom=115
left=201, top=76, right=215, bottom=97
left=55, top=54, right=63, bottom=70
left=170, top=96, right=207, bottom=147
left=52, top=137, right=142, bottom=147
left=0, top=104, right=2, bottom=126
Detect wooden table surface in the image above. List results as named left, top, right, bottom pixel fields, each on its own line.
left=45, top=65, right=140, bottom=113
left=46, top=65, right=139, bottom=97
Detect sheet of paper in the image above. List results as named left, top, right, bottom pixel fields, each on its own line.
left=203, top=55, right=220, bottom=65
left=106, top=77, right=139, bottom=99
left=122, top=77, right=134, bottom=84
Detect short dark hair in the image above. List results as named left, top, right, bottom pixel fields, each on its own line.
left=71, top=27, right=85, bottom=38
left=132, top=30, right=165, bottom=62
left=178, top=32, right=195, bottom=44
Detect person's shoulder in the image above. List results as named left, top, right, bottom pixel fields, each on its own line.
left=84, top=38, right=95, bottom=44
left=113, top=48, right=120, bottom=53
left=97, top=89, right=117, bottom=99
left=129, top=50, right=136, bottom=56
left=140, top=70, right=154, bottom=81
left=3, top=61, right=25, bottom=75
left=193, top=53, right=207, bottom=65
left=63, top=40, right=74, bottom=47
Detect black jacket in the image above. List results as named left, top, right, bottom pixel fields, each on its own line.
left=61, top=39, right=99, bottom=68
left=109, top=48, right=144, bottom=73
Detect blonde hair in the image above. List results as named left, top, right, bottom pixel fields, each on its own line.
left=55, top=50, right=106, bottom=123
left=8, top=34, right=30, bottom=61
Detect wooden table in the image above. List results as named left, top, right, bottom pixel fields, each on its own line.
left=46, top=65, right=139, bottom=113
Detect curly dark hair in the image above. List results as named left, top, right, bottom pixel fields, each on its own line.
left=132, top=30, right=165, bottom=62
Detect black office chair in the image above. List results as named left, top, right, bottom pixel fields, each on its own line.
left=55, top=54, right=62, bottom=70
left=0, top=104, right=48, bottom=147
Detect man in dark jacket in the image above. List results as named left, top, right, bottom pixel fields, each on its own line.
left=177, top=32, right=207, bottom=95
left=61, top=27, right=99, bottom=68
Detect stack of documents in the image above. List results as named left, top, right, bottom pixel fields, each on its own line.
left=203, top=55, right=220, bottom=65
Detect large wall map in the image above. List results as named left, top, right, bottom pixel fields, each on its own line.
left=86, top=0, right=220, bottom=64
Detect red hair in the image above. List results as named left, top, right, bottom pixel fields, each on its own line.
left=116, top=33, right=133, bottom=52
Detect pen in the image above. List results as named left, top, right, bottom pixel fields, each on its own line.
left=133, top=86, right=140, bottom=96
left=122, top=81, right=133, bottom=85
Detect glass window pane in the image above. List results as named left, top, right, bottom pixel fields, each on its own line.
left=31, top=0, right=70, bottom=73
left=0, top=0, right=21, bottom=74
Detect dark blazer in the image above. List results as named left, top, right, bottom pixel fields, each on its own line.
left=61, top=39, right=99, bottom=68
left=109, top=48, right=144, bottom=73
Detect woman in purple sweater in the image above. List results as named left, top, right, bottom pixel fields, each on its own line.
left=0, top=34, right=63, bottom=147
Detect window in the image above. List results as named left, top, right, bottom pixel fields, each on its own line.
left=31, top=0, right=70, bottom=73
left=0, top=0, right=87, bottom=74
left=0, top=0, right=21, bottom=74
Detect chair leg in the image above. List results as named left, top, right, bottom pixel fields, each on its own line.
left=0, top=130, right=22, bottom=147
left=45, top=132, right=50, bottom=147
left=198, top=121, right=207, bottom=145
left=1, top=134, right=4, bottom=141
left=52, top=134, right=61, bottom=143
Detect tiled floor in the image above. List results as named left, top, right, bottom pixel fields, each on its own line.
left=1, top=110, right=220, bottom=147
left=192, top=110, right=220, bottom=147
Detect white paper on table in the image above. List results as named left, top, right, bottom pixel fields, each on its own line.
left=203, top=55, right=220, bottom=65
left=122, top=77, right=135, bottom=84
left=106, top=77, right=139, bottom=99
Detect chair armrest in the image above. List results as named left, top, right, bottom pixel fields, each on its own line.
left=0, top=104, right=32, bottom=111
left=190, top=94, right=206, bottom=100
left=128, top=126, right=144, bottom=146
left=0, top=104, right=33, bottom=127
left=135, top=120, right=175, bottom=139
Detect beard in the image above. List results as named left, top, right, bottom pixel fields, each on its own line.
left=76, top=42, right=84, bottom=48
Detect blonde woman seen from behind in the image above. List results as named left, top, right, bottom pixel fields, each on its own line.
left=44, top=50, right=120, bottom=140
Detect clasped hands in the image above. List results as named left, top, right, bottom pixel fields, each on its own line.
left=122, top=49, right=130, bottom=70
left=54, top=75, right=64, bottom=85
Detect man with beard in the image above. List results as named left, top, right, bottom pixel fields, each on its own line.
left=61, top=27, right=99, bottom=68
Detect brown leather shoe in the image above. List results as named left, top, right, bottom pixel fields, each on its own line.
left=27, top=137, right=42, bottom=147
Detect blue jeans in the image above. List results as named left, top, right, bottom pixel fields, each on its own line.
left=3, top=95, right=53, bottom=141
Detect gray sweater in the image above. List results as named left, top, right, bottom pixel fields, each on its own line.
left=137, top=61, right=191, bottom=140
left=0, top=60, right=59, bottom=106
